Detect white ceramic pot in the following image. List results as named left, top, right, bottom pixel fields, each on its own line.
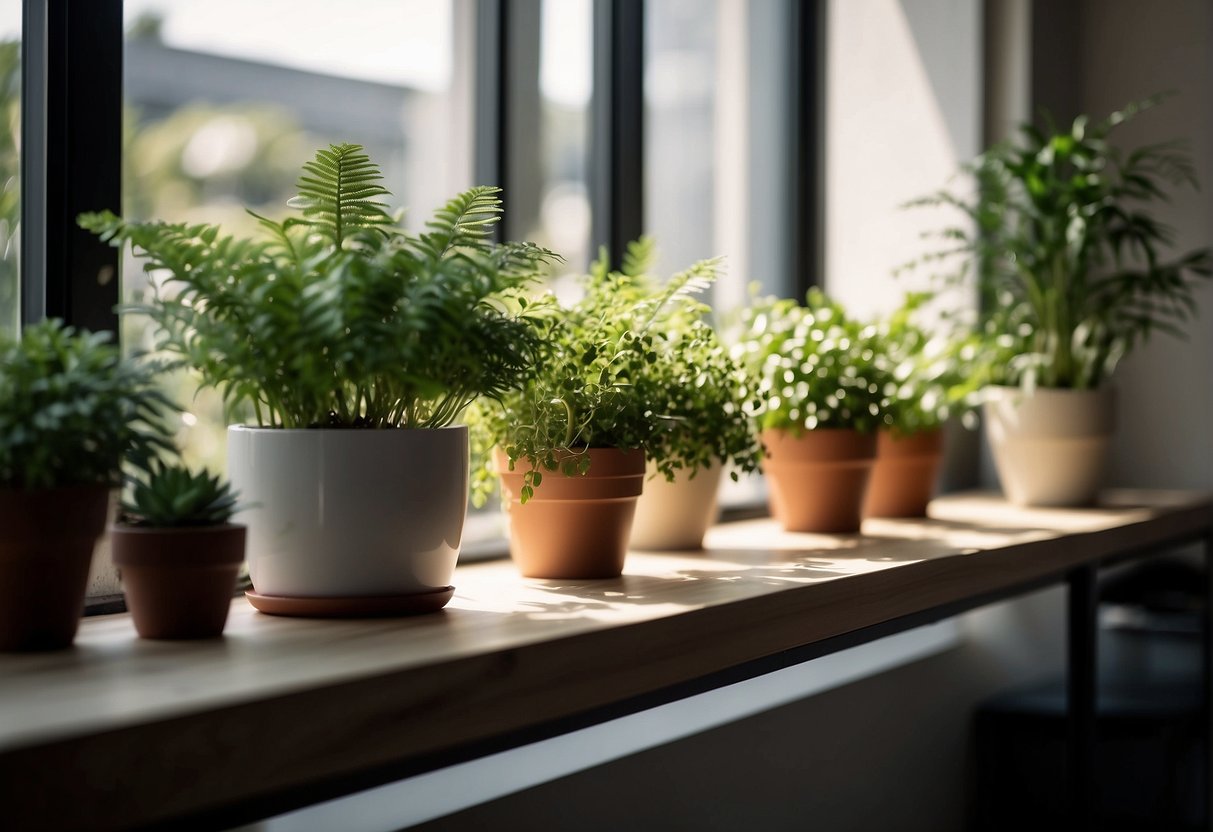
left=227, top=426, right=467, bottom=597
left=629, top=461, right=723, bottom=550
left=983, top=385, right=1115, bottom=507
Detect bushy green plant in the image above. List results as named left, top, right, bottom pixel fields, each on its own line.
left=81, top=143, right=553, bottom=429
left=733, top=289, right=889, bottom=434
left=871, top=292, right=980, bottom=435
left=907, top=98, right=1212, bottom=390
left=0, top=320, right=175, bottom=490
left=471, top=238, right=755, bottom=504
left=120, top=461, right=238, bottom=527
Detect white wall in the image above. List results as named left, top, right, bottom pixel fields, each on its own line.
left=1078, top=0, right=1213, bottom=492
left=824, top=0, right=981, bottom=320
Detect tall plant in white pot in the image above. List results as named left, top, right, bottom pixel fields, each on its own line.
left=83, top=144, right=552, bottom=616
left=911, top=100, right=1212, bottom=506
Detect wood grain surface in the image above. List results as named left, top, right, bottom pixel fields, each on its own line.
left=0, top=490, right=1209, bottom=830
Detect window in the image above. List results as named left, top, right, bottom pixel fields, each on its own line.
left=645, top=0, right=794, bottom=311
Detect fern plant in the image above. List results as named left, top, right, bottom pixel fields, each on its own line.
left=81, top=143, right=553, bottom=429
left=470, top=239, right=753, bottom=504
left=906, top=98, right=1212, bottom=390
left=120, top=461, right=238, bottom=527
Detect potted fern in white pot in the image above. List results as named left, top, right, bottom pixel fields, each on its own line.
left=83, top=144, right=552, bottom=615
left=912, top=100, right=1212, bottom=506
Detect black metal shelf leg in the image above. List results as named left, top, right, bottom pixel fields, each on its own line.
left=1068, top=563, right=1098, bottom=829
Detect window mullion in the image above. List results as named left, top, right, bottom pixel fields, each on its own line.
left=26, top=0, right=121, bottom=334
left=590, top=0, right=643, bottom=271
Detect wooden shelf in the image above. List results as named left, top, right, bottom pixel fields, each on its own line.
left=1, top=490, right=1209, bottom=831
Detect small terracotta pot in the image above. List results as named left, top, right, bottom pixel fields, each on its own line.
left=760, top=428, right=877, bottom=533
left=497, top=448, right=645, bottom=578
left=0, top=485, right=110, bottom=651
left=111, top=524, right=246, bottom=639
left=863, top=428, right=944, bottom=518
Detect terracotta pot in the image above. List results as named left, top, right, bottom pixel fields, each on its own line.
left=983, top=385, right=1114, bottom=506
left=863, top=428, right=944, bottom=518
left=0, top=486, right=110, bottom=651
left=630, top=460, right=723, bottom=550
left=111, top=524, right=246, bottom=639
left=760, top=428, right=877, bottom=533
left=497, top=448, right=645, bottom=578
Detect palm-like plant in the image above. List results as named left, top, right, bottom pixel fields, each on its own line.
left=81, top=143, right=554, bottom=428
left=908, top=98, right=1212, bottom=389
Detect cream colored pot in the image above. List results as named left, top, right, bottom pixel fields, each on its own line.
left=630, top=461, right=724, bottom=551
left=983, top=385, right=1115, bottom=507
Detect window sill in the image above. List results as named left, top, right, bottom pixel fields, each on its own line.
left=1, top=489, right=1209, bottom=831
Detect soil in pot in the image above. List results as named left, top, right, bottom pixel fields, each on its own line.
left=0, top=486, right=110, bottom=651
left=497, top=448, right=645, bottom=579
left=863, top=428, right=944, bottom=518
left=760, top=428, right=877, bottom=534
left=112, top=524, right=246, bottom=639
left=630, top=461, right=723, bottom=551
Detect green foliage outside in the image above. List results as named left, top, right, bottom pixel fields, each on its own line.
left=0, top=320, right=176, bottom=490
left=82, top=143, right=554, bottom=430
left=734, top=289, right=890, bottom=435
left=0, top=41, right=19, bottom=335
left=120, top=460, right=238, bottom=527
left=907, top=98, right=1212, bottom=390
left=470, top=238, right=757, bottom=505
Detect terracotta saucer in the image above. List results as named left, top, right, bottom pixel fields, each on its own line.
left=245, top=586, right=455, bottom=618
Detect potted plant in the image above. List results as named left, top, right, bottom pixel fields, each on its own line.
left=83, top=143, right=552, bottom=616
left=469, top=240, right=735, bottom=576
left=910, top=99, right=1212, bottom=506
left=622, top=240, right=759, bottom=550
left=0, top=320, right=174, bottom=650
left=111, top=462, right=244, bottom=639
left=864, top=293, right=978, bottom=518
left=734, top=289, right=890, bottom=533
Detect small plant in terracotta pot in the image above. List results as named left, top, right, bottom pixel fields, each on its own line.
left=864, top=293, right=978, bottom=518
left=112, top=462, right=245, bottom=639
left=0, top=320, right=174, bottom=650
left=734, top=289, right=890, bottom=533
left=470, top=240, right=735, bottom=576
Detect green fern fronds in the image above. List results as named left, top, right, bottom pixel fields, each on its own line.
left=414, top=186, right=504, bottom=261
left=288, top=143, right=392, bottom=247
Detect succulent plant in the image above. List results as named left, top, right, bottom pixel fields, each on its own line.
left=121, top=461, right=239, bottom=527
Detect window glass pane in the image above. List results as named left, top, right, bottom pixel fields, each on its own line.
left=0, top=4, right=18, bottom=335
left=508, top=0, right=592, bottom=291
left=122, top=0, right=470, bottom=472
left=645, top=0, right=790, bottom=309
